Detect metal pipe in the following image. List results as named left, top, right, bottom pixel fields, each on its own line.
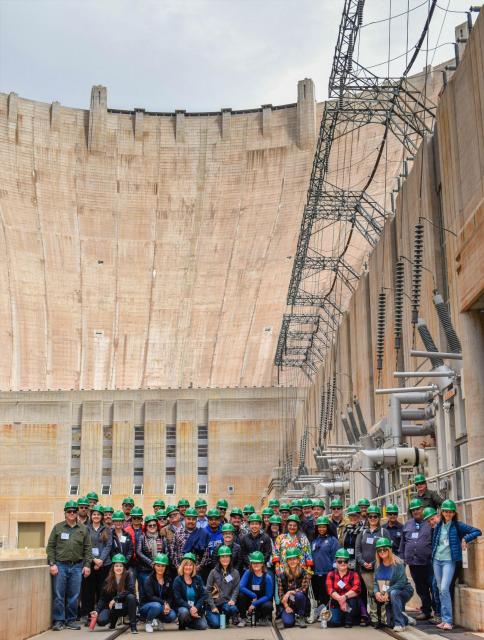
left=326, top=444, right=360, bottom=449
left=389, top=391, right=434, bottom=445
left=347, top=406, right=360, bottom=442
left=353, top=398, right=368, bottom=435
left=394, top=371, right=455, bottom=378
left=410, top=350, right=462, bottom=360
left=376, top=385, right=437, bottom=395
left=401, top=406, right=435, bottom=420
left=361, top=447, right=427, bottom=468
left=402, top=422, right=435, bottom=437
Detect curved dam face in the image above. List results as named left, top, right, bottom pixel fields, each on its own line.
left=0, top=81, right=321, bottom=391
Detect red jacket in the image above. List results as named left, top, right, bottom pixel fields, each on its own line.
left=326, top=569, right=361, bottom=598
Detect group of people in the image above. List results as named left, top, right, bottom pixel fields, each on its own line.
left=46, top=474, right=481, bottom=633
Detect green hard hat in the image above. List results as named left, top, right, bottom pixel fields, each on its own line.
left=423, top=507, right=438, bottom=520
left=441, top=499, right=456, bottom=511
left=165, top=505, right=179, bottom=516
left=230, top=507, right=243, bottom=517
left=316, top=515, right=331, bottom=526
left=280, top=503, right=291, bottom=512
left=207, top=509, right=221, bottom=518
left=269, top=515, right=282, bottom=525
left=153, top=553, right=169, bottom=565
left=155, top=509, right=167, bottom=518
left=195, top=499, right=207, bottom=508
left=145, top=514, right=158, bottom=524
left=221, top=523, right=235, bottom=533
left=217, top=545, right=232, bottom=557
left=248, top=513, right=262, bottom=523
left=216, top=499, right=228, bottom=509
left=248, top=551, right=264, bottom=563
left=153, top=499, right=166, bottom=509
left=243, top=504, right=255, bottom=514
left=347, top=504, right=361, bottom=515
left=122, top=497, right=135, bottom=506
left=301, top=498, right=313, bottom=508
left=185, top=508, right=198, bottom=518
left=112, top=510, right=125, bottom=521
left=409, top=498, right=423, bottom=511
left=335, top=548, right=350, bottom=560
left=182, top=552, right=197, bottom=563
left=285, top=547, right=302, bottom=559
left=91, top=504, right=104, bottom=514
left=103, top=506, right=114, bottom=513
left=312, top=499, right=325, bottom=508
left=287, top=514, right=300, bottom=524
left=386, top=503, right=399, bottom=514
left=268, top=499, right=280, bottom=508
left=358, top=498, right=370, bottom=507
left=375, top=537, right=392, bottom=550
left=367, top=505, right=381, bottom=515
left=86, top=491, right=99, bottom=501
left=130, top=506, right=143, bottom=517
left=414, top=474, right=427, bottom=484
left=111, top=553, right=128, bottom=564
left=77, top=496, right=89, bottom=507
left=291, top=499, right=303, bottom=509
left=330, top=498, right=343, bottom=508
left=262, top=507, right=274, bottom=516
left=64, top=500, right=78, bottom=510
left=177, top=498, right=190, bottom=507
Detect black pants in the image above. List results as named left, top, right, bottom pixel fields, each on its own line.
left=97, top=594, right=137, bottom=628
left=311, top=574, right=329, bottom=606
left=237, top=593, right=273, bottom=621
left=80, top=565, right=109, bottom=616
left=409, top=564, right=434, bottom=616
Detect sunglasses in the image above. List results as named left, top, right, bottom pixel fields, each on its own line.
left=336, top=560, right=348, bottom=564
left=377, top=548, right=389, bottom=553
left=65, top=510, right=77, bottom=514
left=368, top=515, right=379, bottom=519
left=132, top=516, right=142, bottom=520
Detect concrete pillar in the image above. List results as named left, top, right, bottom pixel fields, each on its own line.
left=143, top=400, right=166, bottom=498
left=134, top=108, right=144, bottom=143
left=50, top=101, right=60, bottom=133
left=111, top=400, right=134, bottom=497
left=88, top=85, right=107, bottom=153
left=297, top=78, right=316, bottom=150
left=221, top=108, right=232, bottom=140
left=175, top=399, right=197, bottom=498
left=79, top=401, right=103, bottom=496
left=7, top=92, right=18, bottom=143
left=261, top=104, right=272, bottom=138
left=175, top=110, right=186, bottom=143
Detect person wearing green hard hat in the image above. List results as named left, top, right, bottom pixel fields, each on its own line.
left=423, top=506, right=440, bottom=527
left=90, top=553, right=138, bottom=634
left=216, top=499, right=229, bottom=522
left=300, top=498, right=316, bottom=543
left=121, top=496, right=135, bottom=522
left=373, top=538, right=414, bottom=632
left=277, top=547, right=311, bottom=629
left=358, top=498, right=371, bottom=522
left=237, top=551, right=274, bottom=626
left=152, top=498, right=166, bottom=513
left=110, top=510, right=134, bottom=565
left=47, top=500, right=92, bottom=631
left=261, top=506, right=274, bottom=529
left=329, top=498, right=346, bottom=543
left=239, top=512, right=272, bottom=571
left=123, top=505, right=144, bottom=564
left=355, top=505, right=390, bottom=624
left=400, top=497, right=434, bottom=620
left=220, top=523, right=243, bottom=573
left=384, top=504, right=403, bottom=556
left=267, top=514, right=283, bottom=550
left=155, top=508, right=168, bottom=529
left=431, top=499, right=481, bottom=630
left=268, top=498, right=280, bottom=515
left=312, top=498, right=326, bottom=519
left=413, top=474, right=443, bottom=511
left=229, top=507, right=244, bottom=541
left=139, top=553, right=177, bottom=632
left=242, top=504, right=255, bottom=531
left=201, top=509, right=224, bottom=582
left=310, top=515, right=340, bottom=609
left=86, top=491, right=99, bottom=510
left=136, top=514, right=168, bottom=600
left=205, top=545, right=241, bottom=628
left=194, top=498, right=208, bottom=529
left=273, top=514, right=312, bottom=572
left=76, top=496, right=90, bottom=526
left=290, top=499, right=303, bottom=516
left=326, top=547, right=362, bottom=627
left=342, top=505, right=364, bottom=576
left=177, top=498, right=190, bottom=519
left=168, top=507, right=210, bottom=570
left=160, top=505, right=183, bottom=552
left=173, top=553, right=209, bottom=630
left=102, top=506, right=114, bottom=528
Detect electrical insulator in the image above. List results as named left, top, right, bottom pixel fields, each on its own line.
left=411, top=224, right=424, bottom=325
left=357, top=0, right=364, bottom=26
left=394, top=261, right=404, bottom=350
left=417, top=320, right=445, bottom=368
left=433, top=292, right=462, bottom=353
left=376, top=291, right=386, bottom=371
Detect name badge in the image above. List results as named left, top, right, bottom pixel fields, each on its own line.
left=225, top=574, right=233, bottom=583
left=337, top=579, right=346, bottom=589
left=366, top=537, right=374, bottom=544
left=61, top=532, right=70, bottom=540
left=115, top=602, right=123, bottom=610
left=252, top=584, right=260, bottom=591
left=120, top=536, right=127, bottom=543
left=347, top=548, right=354, bottom=554
left=382, top=584, right=390, bottom=592
left=92, top=547, right=100, bottom=556
left=187, top=601, right=194, bottom=607
left=396, top=532, right=401, bottom=537
left=443, top=538, right=449, bottom=546
left=411, top=532, right=419, bottom=539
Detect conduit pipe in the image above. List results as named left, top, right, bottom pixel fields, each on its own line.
left=359, top=447, right=427, bottom=468
left=401, top=422, right=435, bottom=437
left=315, top=480, right=350, bottom=503
left=376, top=385, right=437, bottom=395
left=389, top=391, right=435, bottom=446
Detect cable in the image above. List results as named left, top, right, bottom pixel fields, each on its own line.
left=366, top=41, right=454, bottom=70
left=361, top=0, right=429, bottom=28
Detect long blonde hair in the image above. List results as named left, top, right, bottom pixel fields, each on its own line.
left=178, top=559, right=197, bottom=577
left=284, top=557, right=304, bottom=580
left=375, top=547, right=403, bottom=567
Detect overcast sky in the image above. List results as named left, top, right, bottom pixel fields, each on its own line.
left=0, top=0, right=473, bottom=112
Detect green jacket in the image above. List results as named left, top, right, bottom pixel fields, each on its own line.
left=46, top=520, right=92, bottom=568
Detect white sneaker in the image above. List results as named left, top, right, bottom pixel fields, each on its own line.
left=393, top=625, right=406, bottom=632
left=403, top=612, right=417, bottom=626
left=145, top=622, right=154, bottom=633
left=151, top=619, right=158, bottom=629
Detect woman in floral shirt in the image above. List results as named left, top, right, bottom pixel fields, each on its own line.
left=273, top=515, right=313, bottom=575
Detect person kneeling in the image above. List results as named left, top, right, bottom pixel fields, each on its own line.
left=278, top=547, right=311, bottom=628
left=90, top=554, right=138, bottom=634
left=206, top=545, right=241, bottom=628
left=237, top=551, right=274, bottom=626
left=374, top=538, right=414, bottom=632
left=173, top=553, right=208, bottom=630
left=326, top=548, right=361, bottom=628
left=139, top=553, right=177, bottom=633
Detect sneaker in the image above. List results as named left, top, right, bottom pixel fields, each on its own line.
left=403, top=612, right=417, bottom=626
left=394, top=625, right=406, bottom=632
left=151, top=618, right=159, bottom=629
left=296, top=616, right=307, bottom=628
left=237, top=618, right=246, bottom=627
left=52, top=621, right=64, bottom=631
left=145, top=622, right=154, bottom=633
left=258, top=618, right=271, bottom=626
left=130, top=626, right=139, bottom=634
left=232, top=615, right=240, bottom=626
left=345, top=623, right=353, bottom=629
left=65, top=621, right=81, bottom=630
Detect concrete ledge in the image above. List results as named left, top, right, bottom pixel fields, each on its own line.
left=454, top=584, right=484, bottom=631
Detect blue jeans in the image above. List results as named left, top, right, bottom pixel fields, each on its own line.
left=136, top=569, right=151, bottom=601
left=177, top=607, right=208, bottom=630
left=52, top=561, right=83, bottom=623
left=206, top=603, right=239, bottom=628
left=433, top=560, right=456, bottom=624
left=139, top=602, right=177, bottom=623
left=328, top=597, right=359, bottom=627
left=281, top=591, right=308, bottom=628
left=386, top=588, right=413, bottom=628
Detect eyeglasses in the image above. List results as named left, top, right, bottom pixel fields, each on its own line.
left=336, top=560, right=348, bottom=564
left=147, top=523, right=157, bottom=527
left=377, top=548, right=389, bottom=553
left=132, top=516, right=142, bottom=520
left=65, top=510, right=77, bottom=514
left=332, top=507, right=342, bottom=510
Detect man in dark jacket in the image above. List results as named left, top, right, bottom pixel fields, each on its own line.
left=384, top=504, right=403, bottom=556
left=239, top=514, right=272, bottom=569
left=301, top=499, right=316, bottom=542
left=169, top=508, right=210, bottom=569
left=220, top=523, right=243, bottom=573
left=412, top=475, right=443, bottom=511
